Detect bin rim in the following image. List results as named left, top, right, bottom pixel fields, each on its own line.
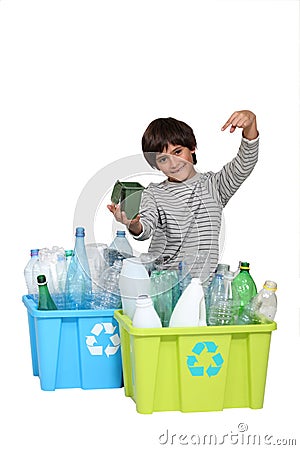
left=22, top=294, right=118, bottom=319
left=114, top=309, right=277, bottom=336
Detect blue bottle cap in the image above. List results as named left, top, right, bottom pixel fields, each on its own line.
left=116, top=230, right=125, bottom=237
left=30, top=249, right=39, bottom=256
left=75, top=227, right=85, bottom=237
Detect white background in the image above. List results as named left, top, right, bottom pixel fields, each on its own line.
left=0, top=0, right=299, bottom=448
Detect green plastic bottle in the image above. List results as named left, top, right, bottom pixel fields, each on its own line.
left=37, top=274, right=58, bottom=310
left=232, top=262, right=257, bottom=321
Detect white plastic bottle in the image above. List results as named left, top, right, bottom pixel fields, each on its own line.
left=132, top=295, right=162, bottom=328
left=24, top=249, right=39, bottom=294
left=119, top=257, right=150, bottom=319
left=169, top=278, right=205, bottom=327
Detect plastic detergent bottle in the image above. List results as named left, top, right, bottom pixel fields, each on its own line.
left=238, top=280, right=277, bottom=324
left=119, top=257, right=150, bottom=319
left=169, top=278, right=205, bottom=327
left=132, top=295, right=162, bottom=328
left=37, top=275, right=57, bottom=310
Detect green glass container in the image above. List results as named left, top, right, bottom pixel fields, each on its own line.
left=37, top=275, right=58, bottom=310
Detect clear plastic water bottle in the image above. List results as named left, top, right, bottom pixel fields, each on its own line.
left=32, top=248, right=53, bottom=293
left=208, top=274, right=234, bottom=326
left=86, top=243, right=108, bottom=293
left=108, top=230, right=133, bottom=265
left=238, top=280, right=277, bottom=324
left=132, top=295, right=162, bottom=328
left=65, top=227, right=92, bottom=309
left=223, top=270, right=238, bottom=323
left=98, top=259, right=123, bottom=308
left=204, top=263, right=230, bottom=313
left=24, top=249, right=39, bottom=295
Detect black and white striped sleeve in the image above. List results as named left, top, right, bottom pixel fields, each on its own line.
left=211, top=137, right=259, bottom=207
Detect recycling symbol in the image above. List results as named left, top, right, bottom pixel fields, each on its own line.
left=187, top=341, right=224, bottom=377
left=85, top=322, right=120, bottom=357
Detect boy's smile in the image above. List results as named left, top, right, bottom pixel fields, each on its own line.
left=155, top=143, right=197, bottom=182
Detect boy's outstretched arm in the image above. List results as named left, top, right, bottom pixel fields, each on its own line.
left=221, top=110, right=258, bottom=140
left=107, top=203, right=143, bottom=236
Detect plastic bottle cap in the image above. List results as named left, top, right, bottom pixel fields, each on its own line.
left=65, top=250, right=74, bottom=257
left=263, top=280, right=277, bottom=291
left=75, top=227, right=85, bottom=237
left=30, top=249, right=39, bottom=256
left=240, top=262, right=250, bottom=270
left=116, top=230, right=126, bottom=237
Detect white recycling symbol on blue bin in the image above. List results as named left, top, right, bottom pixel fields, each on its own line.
left=85, top=322, right=120, bottom=357
left=187, top=341, right=224, bottom=377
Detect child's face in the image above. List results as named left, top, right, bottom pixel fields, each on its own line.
left=155, top=143, right=196, bottom=182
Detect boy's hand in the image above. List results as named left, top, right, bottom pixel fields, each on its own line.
left=221, top=110, right=258, bottom=140
left=107, top=203, right=143, bottom=236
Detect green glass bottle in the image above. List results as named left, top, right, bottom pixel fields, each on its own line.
left=37, top=274, right=58, bottom=310
left=232, top=262, right=257, bottom=321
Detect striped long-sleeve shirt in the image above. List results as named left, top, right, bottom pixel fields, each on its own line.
left=132, top=137, right=259, bottom=277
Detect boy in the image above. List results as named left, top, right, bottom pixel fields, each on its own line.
left=107, top=110, right=259, bottom=276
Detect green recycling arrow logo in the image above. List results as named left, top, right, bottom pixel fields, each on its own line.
left=187, top=341, right=224, bottom=377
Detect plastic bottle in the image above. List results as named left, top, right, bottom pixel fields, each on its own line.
left=208, top=274, right=234, bottom=326
left=238, top=280, right=277, bottom=324
left=98, top=259, right=123, bottom=308
left=150, top=269, right=173, bottom=327
left=132, top=295, right=162, bottom=328
left=224, top=266, right=239, bottom=325
left=65, top=250, right=74, bottom=269
left=178, top=260, right=192, bottom=295
left=86, top=243, right=108, bottom=293
left=108, top=230, right=133, bottom=265
left=37, top=275, right=58, bottom=310
left=232, top=261, right=257, bottom=320
left=24, top=249, right=39, bottom=295
left=169, top=278, right=205, bottom=327
left=119, top=257, right=150, bottom=319
left=32, top=248, right=53, bottom=293
left=65, top=227, right=92, bottom=309
left=205, top=263, right=231, bottom=312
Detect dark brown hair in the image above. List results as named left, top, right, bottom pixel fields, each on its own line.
left=142, top=117, right=197, bottom=168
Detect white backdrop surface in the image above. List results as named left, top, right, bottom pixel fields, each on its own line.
left=0, top=1, right=299, bottom=449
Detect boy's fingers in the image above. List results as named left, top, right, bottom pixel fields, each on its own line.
left=107, top=204, right=116, bottom=213
left=131, top=214, right=141, bottom=224
left=221, top=112, right=238, bottom=131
